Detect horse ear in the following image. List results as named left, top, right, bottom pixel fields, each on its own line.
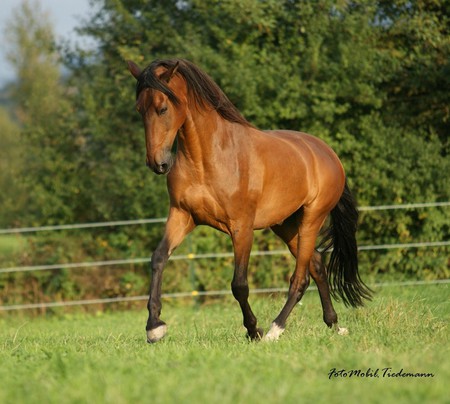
left=127, top=60, right=142, bottom=80
left=160, top=61, right=180, bottom=83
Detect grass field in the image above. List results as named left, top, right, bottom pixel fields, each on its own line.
left=0, top=283, right=448, bottom=404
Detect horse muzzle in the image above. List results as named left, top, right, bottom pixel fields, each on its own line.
left=147, top=155, right=174, bottom=175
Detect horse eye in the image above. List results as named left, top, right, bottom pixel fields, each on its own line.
left=159, top=107, right=168, bottom=115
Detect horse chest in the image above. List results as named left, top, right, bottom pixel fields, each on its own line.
left=178, top=185, right=233, bottom=232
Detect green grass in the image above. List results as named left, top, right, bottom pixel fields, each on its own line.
left=0, top=284, right=448, bottom=404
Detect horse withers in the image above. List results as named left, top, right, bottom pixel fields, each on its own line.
left=127, top=58, right=372, bottom=343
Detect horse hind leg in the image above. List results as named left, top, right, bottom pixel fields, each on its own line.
left=264, top=223, right=315, bottom=341
left=267, top=211, right=347, bottom=341
left=310, top=251, right=337, bottom=327
left=310, top=252, right=348, bottom=335
left=264, top=210, right=323, bottom=341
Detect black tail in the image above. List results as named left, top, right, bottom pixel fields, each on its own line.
left=318, top=181, right=373, bottom=307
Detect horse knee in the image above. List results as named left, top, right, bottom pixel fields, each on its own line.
left=231, top=282, right=249, bottom=301
left=151, top=249, right=168, bottom=272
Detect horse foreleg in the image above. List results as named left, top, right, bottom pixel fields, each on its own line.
left=147, top=239, right=170, bottom=343
left=147, top=208, right=194, bottom=343
left=231, top=228, right=263, bottom=340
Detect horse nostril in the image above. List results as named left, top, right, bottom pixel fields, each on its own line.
left=158, top=163, right=169, bottom=173
left=151, top=157, right=172, bottom=175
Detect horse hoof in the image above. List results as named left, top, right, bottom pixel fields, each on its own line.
left=246, top=328, right=264, bottom=341
left=247, top=328, right=264, bottom=341
left=147, top=324, right=167, bottom=343
left=263, top=322, right=285, bottom=342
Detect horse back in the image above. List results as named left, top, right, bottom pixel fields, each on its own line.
left=251, top=129, right=346, bottom=227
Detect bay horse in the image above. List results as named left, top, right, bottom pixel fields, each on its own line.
left=127, top=58, right=372, bottom=343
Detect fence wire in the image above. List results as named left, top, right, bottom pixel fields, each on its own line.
left=1, top=240, right=449, bottom=274
left=0, top=279, right=448, bottom=312
left=1, top=201, right=449, bottom=235
left=1, top=201, right=448, bottom=312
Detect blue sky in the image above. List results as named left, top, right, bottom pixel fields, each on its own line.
left=0, top=0, right=92, bottom=85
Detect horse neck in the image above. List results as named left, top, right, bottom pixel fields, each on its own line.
left=177, top=107, right=229, bottom=169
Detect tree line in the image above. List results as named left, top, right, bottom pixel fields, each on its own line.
left=0, top=0, right=448, bottom=309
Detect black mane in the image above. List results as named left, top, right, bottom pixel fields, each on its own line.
left=136, top=59, right=251, bottom=127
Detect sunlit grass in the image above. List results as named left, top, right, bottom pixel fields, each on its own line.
left=0, top=284, right=447, bottom=404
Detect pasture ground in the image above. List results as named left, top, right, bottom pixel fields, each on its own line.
left=0, top=283, right=448, bottom=404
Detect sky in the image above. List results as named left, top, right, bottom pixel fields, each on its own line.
left=0, top=0, right=93, bottom=85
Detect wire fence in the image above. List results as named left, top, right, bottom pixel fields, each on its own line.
left=1, top=279, right=449, bottom=312
left=1, top=241, right=449, bottom=274
left=0, top=218, right=167, bottom=235
left=0, top=201, right=448, bottom=312
left=1, top=201, right=449, bottom=235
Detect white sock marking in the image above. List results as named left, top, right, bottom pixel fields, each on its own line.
left=147, top=324, right=167, bottom=343
left=337, top=326, right=349, bottom=336
left=263, top=323, right=284, bottom=342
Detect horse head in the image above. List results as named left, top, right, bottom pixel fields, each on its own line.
left=128, top=60, right=188, bottom=175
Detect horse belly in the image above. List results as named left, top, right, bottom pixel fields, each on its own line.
left=253, top=174, right=309, bottom=229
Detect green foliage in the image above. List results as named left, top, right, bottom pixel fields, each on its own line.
left=0, top=0, right=448, bottom=307
left=0, top=108, right=24, bottom=227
